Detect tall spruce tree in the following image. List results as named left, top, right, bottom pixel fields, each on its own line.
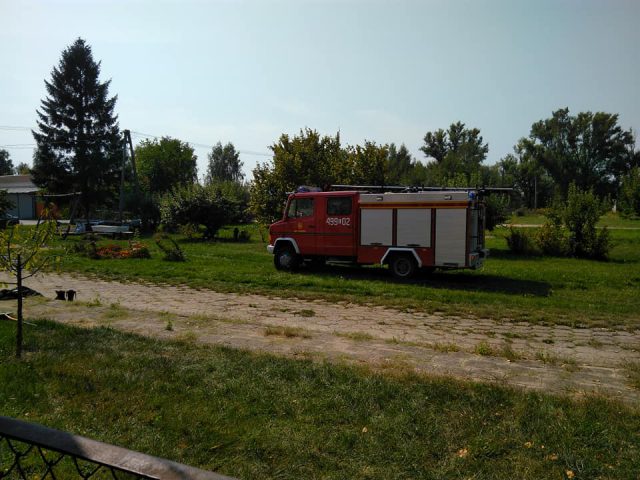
left=32, top=38, right=121, bottom=219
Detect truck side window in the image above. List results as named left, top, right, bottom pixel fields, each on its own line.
left=327, top=197, right=352, bottom=215
left=287, top=198, right=314, bottom=218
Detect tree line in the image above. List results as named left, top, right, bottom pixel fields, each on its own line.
left=251, top=113, right=639, bottom=224
left=13, top=38, right=640, bottom=235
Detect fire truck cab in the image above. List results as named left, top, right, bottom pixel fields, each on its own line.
left=267, top=187, right=488, bottom=278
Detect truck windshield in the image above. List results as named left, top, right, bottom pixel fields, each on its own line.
left=287, top=198, right=314, bottom=218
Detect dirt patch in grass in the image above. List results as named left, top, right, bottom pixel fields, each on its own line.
left=625, top=362, right=640, bottom=390
left=264, top=325, right=312, bottom=338
left=1, top=272, right=639, bottom=404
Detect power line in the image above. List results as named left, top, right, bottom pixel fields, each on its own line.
left=129, top=130, right=271, bottom=157
left=0, top=125, right=272, bottom=157
left=0, top=126, right=31, bottom=131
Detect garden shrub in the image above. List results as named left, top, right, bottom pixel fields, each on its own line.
left=127, top=241, right=151, bottom=259
left=154, top=234, right=186, bottom=262
left=590, top=226, right=611, bottom=261
left=533, top=186, right=611, bottom=260
left=179, top=223, right=204, bottom=241
left=506, top=228, right=538, bottom=255
left=230, top=227, right=251, bottom=242
left=536, top=221, right=569, bottom=257
left=535, top=199, right=569, bottom=256
left=159, top=184, right=239, bottom=239
left=564, top=185, right=611, bottom=259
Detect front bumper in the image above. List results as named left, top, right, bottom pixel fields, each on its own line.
left=267, top=244, right=275, bottom=254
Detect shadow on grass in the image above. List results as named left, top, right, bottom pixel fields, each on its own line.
left=176, top=236, right=252, bottom=244
left=301, top=263, right=552, bottom=297
left=491, top=246, right=637, bottom=265
left=487, top=248, right=544, bottom=261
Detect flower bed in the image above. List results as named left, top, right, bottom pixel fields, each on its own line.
left=94, top=242, right=150, bottom=259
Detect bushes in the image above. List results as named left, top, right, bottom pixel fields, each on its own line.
left=235, top=228, right=251, bottom=242
left=563, top=185, right=611, bottom=259
left=505, top=228, right=538, bottom=255
left=536, top=203, right=569, bottom=256
left=154, top=234, right=186, bottom=262
left=159, top=184, right=240, bottom=239
left=484, top=194, right=509, bottom=231
left=564, top=186, right=600, bottom=254
left=536, top=222, right=569, bottom=256
left=506, top=185, right=611, bottom=260
left=618, top=167, right=640, bottom=218
left=215, top=180, right=251, bottom=223
left=178, top=223, right=205, bottom=241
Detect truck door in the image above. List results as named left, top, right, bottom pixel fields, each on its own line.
left=435, top=208, right=467, bottom=267
left=284, top=196, right=317, bottom=255
left=317, top=195, right=356, bottom=257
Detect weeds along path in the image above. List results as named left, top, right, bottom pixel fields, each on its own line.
left=3, top=272, right=639, bottom=404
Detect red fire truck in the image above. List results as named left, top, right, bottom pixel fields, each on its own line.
left=267, top=186, right=490, bottom=278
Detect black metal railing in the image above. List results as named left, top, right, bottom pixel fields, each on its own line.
left=0, top=416, right=235, bottom=480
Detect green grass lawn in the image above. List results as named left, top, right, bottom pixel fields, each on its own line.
left=508, top=211, right=640, bottom=228
left=1, top=320, right=638, bottom=479
left=53, top=222, right=640, bottom=330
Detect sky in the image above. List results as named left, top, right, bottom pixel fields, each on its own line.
left=1, top=0, right=639, bottom=181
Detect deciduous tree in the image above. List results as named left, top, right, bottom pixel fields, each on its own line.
left=135, top=137, right=198, bottom=195
left=420, top=122, right=489, bottom=183
left=520, top=108, right=636, bottom=199
left=206, top=142, right=244, bottom=184
left=250, top=129, right=345, bottom=224
left=347, top=141, right=389, bottom=186
left=497, top=145, right=554, bottom=209
left=159, top=184, right=236, bottom=239
left=0, top=149, right=15, bottom=175
left=0, top=214, right=59, bottom=358
left=386, top=143, right=414, bottom=185
left=618, top=167, right=640, bottom=217
left=15, top=163, right=31, bottom=175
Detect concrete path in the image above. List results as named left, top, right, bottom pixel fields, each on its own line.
left=3, top=272, right=638, bottom=405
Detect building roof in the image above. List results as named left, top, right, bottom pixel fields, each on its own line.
left=0, top=175, right=39, bottom=194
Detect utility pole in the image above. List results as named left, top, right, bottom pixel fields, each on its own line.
left=119, top=138, right=126, bottom=223
left=123, top=130, right=140, bottom=199
left=120, top=130, right=142, bottom=222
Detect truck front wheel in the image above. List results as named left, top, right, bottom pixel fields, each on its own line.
left=274, top=245, right=300, bottom=271
left=389, top=254, right=417, bottom=279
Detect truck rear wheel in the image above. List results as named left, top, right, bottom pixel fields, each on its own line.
left=389, top=254, right=417, bottom=279
left=274, top=245, right=300, bottom=271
